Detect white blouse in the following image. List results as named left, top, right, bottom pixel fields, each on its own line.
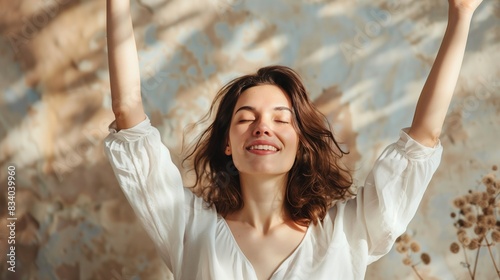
left=104, top=116, right=442, bottom=280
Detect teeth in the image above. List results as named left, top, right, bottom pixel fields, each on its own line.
left=248, top=145, right=278, bottom=151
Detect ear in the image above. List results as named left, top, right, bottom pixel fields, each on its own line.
left=225, top=137, right=232, bottom=156
left=225, top=144, right=232, bottom=156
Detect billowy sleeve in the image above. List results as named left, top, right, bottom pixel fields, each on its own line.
left=103, top=116, right=211, bottom=273
left=341, top=127, right=443, bottom=264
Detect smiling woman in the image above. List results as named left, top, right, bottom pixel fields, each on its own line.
left=180, top=68, right=357, bottom=279
left=184, top=67, right=353, bottom=229
left=103, top=0, right=483, bottom=279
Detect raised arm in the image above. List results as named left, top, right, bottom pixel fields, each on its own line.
left=408, top=0, right=483, bottom=147
left=106, top=0, right=145, bottom=130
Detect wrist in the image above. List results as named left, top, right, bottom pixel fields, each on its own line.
left=448, top=5, right=475, bottom=22
left=448, top=8, right=474, bottom=26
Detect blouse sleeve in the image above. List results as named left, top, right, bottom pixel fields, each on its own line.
left=342, top=127, right=443, bottom=264
left=103, top=116, right=205, bottom=272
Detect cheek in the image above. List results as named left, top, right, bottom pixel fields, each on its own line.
left=283, top=130, right=299, bottom=151
left=228, top=125, right=246, bottom=147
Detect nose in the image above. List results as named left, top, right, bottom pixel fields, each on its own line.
left=252, top=119, right=271, bottom=137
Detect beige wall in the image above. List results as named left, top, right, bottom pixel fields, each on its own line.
left=0, top=0, right=499, bottom=279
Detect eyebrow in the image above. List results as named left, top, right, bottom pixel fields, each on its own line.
left=234, top=106, right=293, bottom=114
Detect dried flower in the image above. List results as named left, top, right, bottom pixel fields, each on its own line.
left=478, top=199, right=489, bottom=209
left=474, top=225, right=487, bottom=236
left=467, top=239, right=481, bottom=250
left=463, top=205, right=474, bottom=215
left=483, top=174, right=496, bottom=186
left=489, top=197, right=496, bottom=205
left=483, top=206, right=494, bottom=216
left=482, top=192, right=489, bottom=201
left=396, top=244, right=407, bottom=253
left=470, top=192, right=482, bottom=205
left=400, top=245, right=409, bottom=253
left=470, top=194, right=477, bottom=204
left=395, top=231, right=432, bottom=275
left=487, top=186, right=497, bottom=195
left=459, top=234, right=471, bottom=246
left=410, top=242, right=421, bottom=253
left=477, top=215, right=486, bottom=226
left=453, top=197, right=467, bottom=208
left=491, top=230, right=500, bottom=243
left=465, top=213, right=477, bottom=223
left=462, top=220, right=473, bottom=228
left=400, top=233, right=411, bottom=243
left=450, top=242, right=460, bottom=254
left=421, top=253, right=431, bottom=265
left=447, top=166, right=500, bottom=276
left=485, top=215, right=496, bottom=228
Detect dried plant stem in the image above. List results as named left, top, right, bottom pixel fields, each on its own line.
left=484, top=237, right=500, bottom=277
left=411, top=264, right=424, bottom=280
left=473, top=243, right=482, bottom=279
left=461, top=244, right=474, bottom=279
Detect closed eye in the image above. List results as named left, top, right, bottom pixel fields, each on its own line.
left=275, top=120, right=289, bottom=124
left=238, top=119, right=255, bottom=123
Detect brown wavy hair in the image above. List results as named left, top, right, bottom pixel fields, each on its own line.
left=183, top=65, right=353, bottom=226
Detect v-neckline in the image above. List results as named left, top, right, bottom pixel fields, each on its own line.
left=219, top=216, right=312, bottom=280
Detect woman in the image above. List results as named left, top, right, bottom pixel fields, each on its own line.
left=104, top=0, right=483, bottom=279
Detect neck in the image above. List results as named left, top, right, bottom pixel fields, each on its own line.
left=228, top=173, right=290, bottom=234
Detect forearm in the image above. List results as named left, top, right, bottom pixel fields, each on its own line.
left=409, top=11, right=473, bottom=147
left=106, top=0, right=145, bottom=129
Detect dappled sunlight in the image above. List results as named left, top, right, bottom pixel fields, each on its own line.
left=0, top=0, right=498, bottom=279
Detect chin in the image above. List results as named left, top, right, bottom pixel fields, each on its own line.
left=235, top=162, right=293, bottom=177
left=242, top=167, right=291, bottom=177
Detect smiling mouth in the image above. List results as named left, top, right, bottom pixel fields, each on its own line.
left=246, top=145, right=279, bottom=152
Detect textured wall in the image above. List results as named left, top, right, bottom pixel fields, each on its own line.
left=0, top=0, right=499, bottom=279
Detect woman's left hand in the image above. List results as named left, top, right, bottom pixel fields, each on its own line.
left=448, top=0, right=484, bottom=15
